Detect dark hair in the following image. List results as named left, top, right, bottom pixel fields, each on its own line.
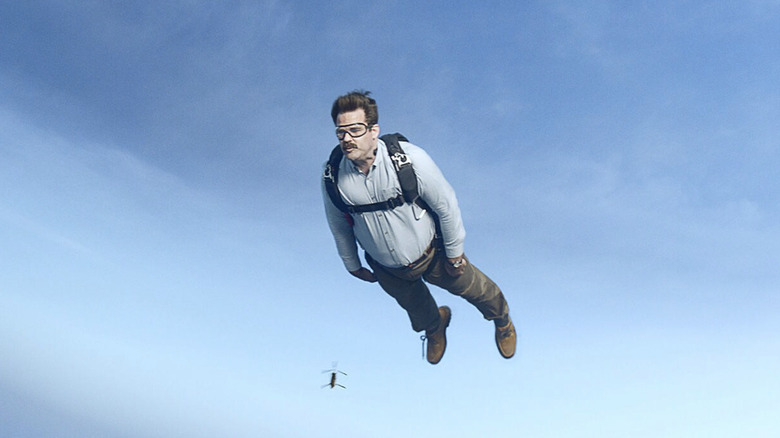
left=331, top=90, right=379, bottom=126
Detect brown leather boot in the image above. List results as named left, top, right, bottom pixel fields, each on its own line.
left=495, top=317, right=516, bottom=359
left=425, top=306, right=451, bottom=364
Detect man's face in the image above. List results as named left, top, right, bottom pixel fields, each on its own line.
left=335, top=109, right=379, bottom=164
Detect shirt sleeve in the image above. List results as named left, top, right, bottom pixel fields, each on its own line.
left=405, top=144, right=466, bottom=258
left=321, top=166, right=363, bottom=272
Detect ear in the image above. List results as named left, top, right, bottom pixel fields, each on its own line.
left=371, top=123, right=380, bottom=140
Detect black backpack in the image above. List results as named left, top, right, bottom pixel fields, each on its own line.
left=323, top=133, right=440, bottom=232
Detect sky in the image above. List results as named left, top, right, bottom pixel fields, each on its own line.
left=1, top=1, right=779, bottom=437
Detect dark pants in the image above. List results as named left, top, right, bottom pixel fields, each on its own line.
left=365, top=243, right=509, bottom=333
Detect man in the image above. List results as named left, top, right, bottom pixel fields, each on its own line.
left=321, top=90, right=516, bottom=364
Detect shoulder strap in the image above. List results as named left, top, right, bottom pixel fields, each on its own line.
left=380, top=134, right=442, bottom=238
left=323, top=145, right=350, bottom=213
left=380, top=133, right=418, bottom=205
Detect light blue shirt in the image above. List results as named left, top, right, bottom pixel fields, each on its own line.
left=322, top=139, right=466, bottom=271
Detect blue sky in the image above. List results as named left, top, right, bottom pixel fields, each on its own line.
left=1, top=1, right=779, bottom=437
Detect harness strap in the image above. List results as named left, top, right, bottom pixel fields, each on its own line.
left=324, top=146, right=351, bottom=213
left=383, top=134, right=419, bottom=206
left=343, top=194, right=406, bottom=214
left=323, top=133, right=441, bottom=237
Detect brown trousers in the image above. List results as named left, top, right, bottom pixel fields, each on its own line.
left=365, top=243, right=509, bottom=333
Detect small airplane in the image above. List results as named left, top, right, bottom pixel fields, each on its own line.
left=322, top=362, right=347, bottom=389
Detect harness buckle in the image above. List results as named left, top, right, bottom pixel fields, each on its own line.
left=389, top=195, right=404, bottom=208
left=390, top=152, right=411, bottom=171
left=323, top=164, right=335, bottom=183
